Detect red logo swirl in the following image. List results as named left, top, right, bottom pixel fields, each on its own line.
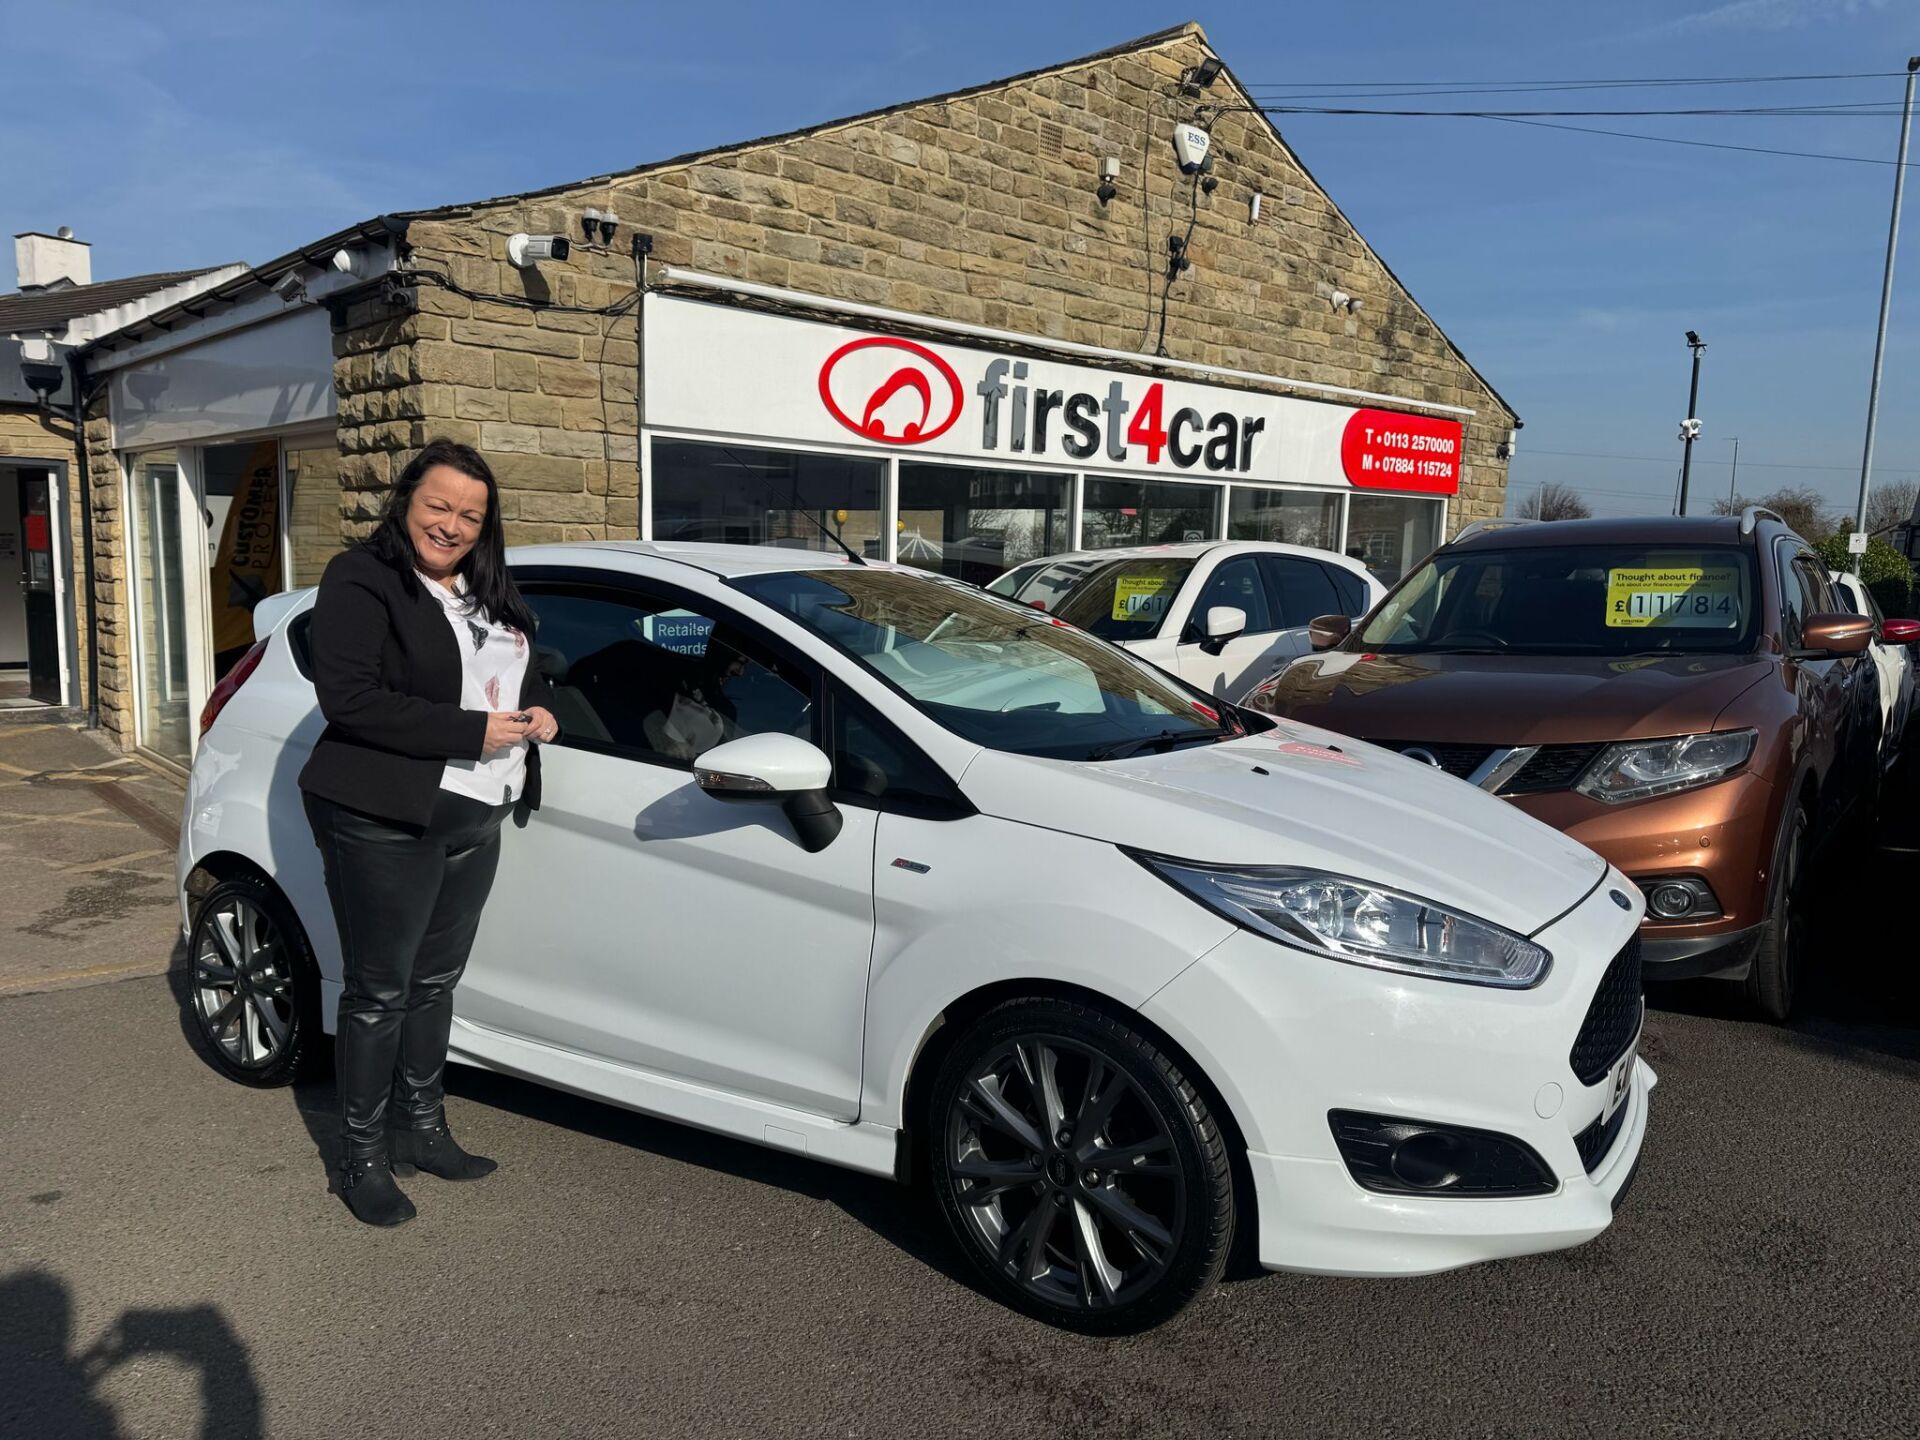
left=817, top=337, right=964, bottom=446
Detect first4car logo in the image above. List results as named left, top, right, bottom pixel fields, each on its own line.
left=817, top=337, right=965, bottom=445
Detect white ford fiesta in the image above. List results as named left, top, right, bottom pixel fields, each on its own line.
left=179, top=541, right=1654, bottom=1332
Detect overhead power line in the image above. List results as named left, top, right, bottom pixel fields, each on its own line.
left=1243, top=71, right=1912, bottom=99
left=1265, top=103, right=1907, bottom=117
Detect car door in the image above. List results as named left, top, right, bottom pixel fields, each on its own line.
left=459, top=569, right=879, bottom=1121
left=1779, top=546, right=1865, bottom=839
left=1172, top=554, right=1282, bottom=699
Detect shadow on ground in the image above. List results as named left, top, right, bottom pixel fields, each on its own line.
left=0, top=1269, right=262, bottom=1440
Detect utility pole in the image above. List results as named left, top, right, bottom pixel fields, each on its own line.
left=1851, top=56, right=1920, bottom=573
left=1727, top=436, right=1740, bottom=511
left=1678, top=331, right=1706, bottom=514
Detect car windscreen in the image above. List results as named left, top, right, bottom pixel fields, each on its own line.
left=1355, top=544, right=1760, bottom=656
left=732, top=568, right=1230, bottom=760
left=986, top=556, right=1197, bottom=641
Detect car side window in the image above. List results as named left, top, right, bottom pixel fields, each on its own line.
left=830, top=686, right=969, bottom=816
left=1321, top=562, right=1368, bottom=617
left=1792, top=556, right=1835, bottom=628
left=1258, top=555, right=1342, bottom=629
left=1774, top=543, right=1806, bottom=647
left=1187, top=558, right=1274, bottom=638
left=1832, top=578, right=1863, bottom=616
left=522, top=583, right=815, bottom=768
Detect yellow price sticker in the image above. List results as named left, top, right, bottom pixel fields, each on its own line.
left=1112, top=574, right=1174, bottom=623
left=1605, top=566, right=1741, bottom=629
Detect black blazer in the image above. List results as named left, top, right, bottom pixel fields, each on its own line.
left=297, top=546, right=553, bottom=829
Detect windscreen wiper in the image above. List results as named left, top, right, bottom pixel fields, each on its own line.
left=1086, top=726, right=1235, bottom=761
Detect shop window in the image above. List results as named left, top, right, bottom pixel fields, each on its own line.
left=652, top=440, right=883, bottom=559
left=201, top=439, right=286, bottom=676
left=1346, top=495, right=1443, bottom=587
left=896, top=463, right=1069, bottom=584
left=1082, top=478, right=1221, bottom=550
left=286, top=442, right=344, bottom=587
left=1227, top=488, right=1342, bottom=552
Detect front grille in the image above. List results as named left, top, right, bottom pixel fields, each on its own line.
left=1569, top=935, right=1644, bottom=1087
left=1502, top=743, right=1606, bottom=795
left=1383, top=741, right=1495, bottom=781
left=1574, top=1100, right=1630, bottom=1174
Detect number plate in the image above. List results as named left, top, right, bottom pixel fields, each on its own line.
left=1602, top=1034, right=1639, bottom=1125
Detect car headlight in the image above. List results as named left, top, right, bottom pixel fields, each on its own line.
left=1134, top=856, right=1551, bottom=988
left=1574, top=729, right=1756, bottom=805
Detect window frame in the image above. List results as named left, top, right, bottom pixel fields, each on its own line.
left=1180, top=554, right=1277, bottom=643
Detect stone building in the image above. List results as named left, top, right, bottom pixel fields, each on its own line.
left=63, top=22, right=1516, bottom=763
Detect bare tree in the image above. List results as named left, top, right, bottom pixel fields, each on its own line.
left=1866, top=479, right=1918, bottom=537
left=1516, top=482, right=1593, bottom=522
left=1710, top=486, right=1833, bottom=540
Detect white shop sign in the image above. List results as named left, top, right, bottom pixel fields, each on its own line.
left=643, top=295, right=1462, bottom=495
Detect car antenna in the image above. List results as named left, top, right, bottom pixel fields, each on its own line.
left=717, top=443, right=867, bottom=565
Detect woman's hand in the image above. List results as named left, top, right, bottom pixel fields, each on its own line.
left=483, top=711, right=534, bottom=753
left=521, top=705, right=560, bottom=744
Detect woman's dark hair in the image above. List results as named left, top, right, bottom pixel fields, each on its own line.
left=363, top=438, right=537, bottom=635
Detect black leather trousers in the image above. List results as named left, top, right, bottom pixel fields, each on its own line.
left=304, top=790, right=510, bottom=1163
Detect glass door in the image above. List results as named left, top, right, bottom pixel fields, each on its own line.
left=127, top=450, right=211, bottom=764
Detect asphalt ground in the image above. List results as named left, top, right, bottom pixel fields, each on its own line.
left=2, top=727, right=1918, bottom=1438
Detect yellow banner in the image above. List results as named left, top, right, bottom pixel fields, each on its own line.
left=209, top=440, right=283, bottom=656
left=1605, top=565, right=1741, bottom=629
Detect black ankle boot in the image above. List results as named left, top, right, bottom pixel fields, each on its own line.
left=340, top=1155, right=417, bottom=1226
left=392, top=1121, right=497, bottom=1181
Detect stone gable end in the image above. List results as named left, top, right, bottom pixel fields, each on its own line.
left=338, top=25, right=1514, bottom=544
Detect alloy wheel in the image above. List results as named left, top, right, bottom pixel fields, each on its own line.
left=190, top=894, right=296, bottom=1070
left=944, top=1035, right=1185, bottom=1313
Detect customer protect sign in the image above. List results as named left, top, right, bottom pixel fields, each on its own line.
left=645, top=295, right=1466, bottom=494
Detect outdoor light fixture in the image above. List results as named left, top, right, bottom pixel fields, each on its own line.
left=269, top=271, right=307, bottom=304
left=1096, top=156, right=1120, bottom=205
left=582, top=208, right=619, bottom=243
left=507, top=233, right=572, bottom=269
left=21, top=360, right=63, bottom=405
left=597, top=211, right=619, bottom=243
left=1185, top=57, right=1224, bottom=89
left=329, top=247, right=368, bottom=278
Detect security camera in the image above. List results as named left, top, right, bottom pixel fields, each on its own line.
left=330, top=248, right=368, bottom=278
left=507, top=233, right=571, bottom=269
left=1173, top=124, right=1212, bottom=175
left=269, top=271, right=307, bottom=303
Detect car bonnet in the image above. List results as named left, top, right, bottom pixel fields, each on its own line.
left=958, top=719, right=1607, bottom=937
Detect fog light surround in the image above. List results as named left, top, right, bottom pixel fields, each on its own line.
left=1638, top=876, right=1721, bottom=921
left=1329, top=1110, right=1558, bottom=1198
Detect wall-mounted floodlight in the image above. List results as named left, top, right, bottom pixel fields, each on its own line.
left=507, top=233, right=571, bottom=269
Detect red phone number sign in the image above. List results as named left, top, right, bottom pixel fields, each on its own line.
left=1340, top=409, right=1464, bottom=495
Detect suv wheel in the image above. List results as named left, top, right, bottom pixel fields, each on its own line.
left=186, top=874, right=324, bottom=1087
left=1745, top=806, right=1808, bottom=1023
left=926, top=997, right=1233, bottom=1333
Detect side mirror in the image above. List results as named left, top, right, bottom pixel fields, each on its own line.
left=1880, top=618, right=1920, bottom=645
left=1198, top=605, right=1247, bottom=655
left=1307, top=613, right=1353, bottom=651
left=694, top=734, right=842, bottom=852
left=1799, top=613, right=1874, bottom=658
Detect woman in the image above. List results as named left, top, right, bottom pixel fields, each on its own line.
left=299, top=438, right=559, bottom=1226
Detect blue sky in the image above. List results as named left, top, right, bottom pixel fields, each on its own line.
left=4, top=1, right=1915, bottom=520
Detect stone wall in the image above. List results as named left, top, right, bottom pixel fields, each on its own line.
left=82, top=401, right=127, bottom=741
left=364, top=23, right=1511, bottom=541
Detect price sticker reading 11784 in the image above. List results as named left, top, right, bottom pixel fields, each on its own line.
left=1605, top=566, right=1742, bottom=629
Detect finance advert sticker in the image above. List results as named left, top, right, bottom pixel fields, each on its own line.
left=1112, top=575, right=1174, bottom=622
left=1605, top=566, right=1741, bottom=629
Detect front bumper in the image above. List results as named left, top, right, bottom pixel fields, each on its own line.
left=1140, top=865, right=1654, bottom=1277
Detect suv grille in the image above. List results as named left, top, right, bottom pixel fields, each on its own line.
left=1383, top=741, right=1604, bottom=794
left=1569, top=934, right=1644, bottom=1087
left=1502, top=743, right=1605, bottom=794
left=1383, top=742, right=1495, bottom=781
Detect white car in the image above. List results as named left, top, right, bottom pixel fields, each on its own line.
left=988, top=542, right=1384, bottom=703
left=1830, top=568, right=1917, bottom=773
left=180, top=543, right=1651, bottom=1333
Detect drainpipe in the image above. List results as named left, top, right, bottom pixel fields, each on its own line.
left=65, top=350, right=99, bottom=730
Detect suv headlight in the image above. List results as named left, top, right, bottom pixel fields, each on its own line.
left=1134, top=856, right=1551, bottom=988
left=1575, top=729, right=1756, bottom=805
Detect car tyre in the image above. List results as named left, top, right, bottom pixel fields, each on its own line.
left=1744, top=805, right=1808, bottom=1023
left=185, top=873, right=324, bottom=1088
left=926, top=996, right=1233, bottom=1334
